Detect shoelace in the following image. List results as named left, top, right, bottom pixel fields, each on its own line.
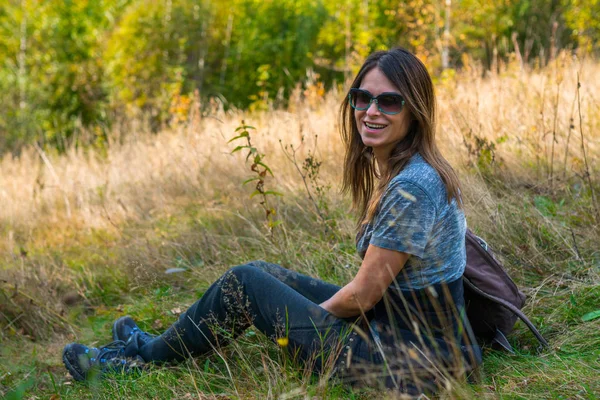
left=129, top=327, right=155, bottom=344
left=88, top=340, right=127, bottom=364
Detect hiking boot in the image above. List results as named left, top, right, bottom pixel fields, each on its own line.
left=112, top=316, right=156, bottom=345
left=62, top=340, right=145, bottom=381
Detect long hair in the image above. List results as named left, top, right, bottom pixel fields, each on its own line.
left=340, top=48, right=462, bottom=227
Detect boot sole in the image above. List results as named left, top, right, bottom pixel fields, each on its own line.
left=62, top=350, right=86, bottom=382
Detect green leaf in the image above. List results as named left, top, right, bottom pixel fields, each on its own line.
left=235, top=125, right=255, bottom=132
left=231, top=145, right=247, bottom=153
left=268, top=220, right=283, bottom=228
left=534, top=196, right=556, bottom=217
left=242, top=177, right=261, bottom=185
left=256, top=161, right=273, bottom=176
left=582, top=310, right=600, bottom=322
left=228, top=132, right=249, bottom=142
left=250, top=190, right=263, bottom=198
left=263, top=190, right=283, bottom=197
left=570, top=294, right=577, bottom=306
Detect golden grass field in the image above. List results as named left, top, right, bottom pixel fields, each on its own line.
left=1, top=54, right=599, bottom=399
left=1, top=55, right=597, bottom=230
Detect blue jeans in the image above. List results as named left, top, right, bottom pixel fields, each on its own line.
left=137, top=261, right=480, bottom=392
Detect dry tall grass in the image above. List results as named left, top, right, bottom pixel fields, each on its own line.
left=1, top=54, right=599, bottom=398
left=1, top=55, right=597, bottom=235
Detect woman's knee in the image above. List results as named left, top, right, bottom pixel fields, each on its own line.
left=231, top=260, right=284, bottom=276
left=245, top=260, right=294, bottom=277
left=225, top=263, right=265, bottom=282
left=223, top=261, right=292, bottom=288
left=243, top=260, right=273, bottom=271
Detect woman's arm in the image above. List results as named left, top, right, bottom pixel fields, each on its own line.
left=319, top=244, right=409, bottom=318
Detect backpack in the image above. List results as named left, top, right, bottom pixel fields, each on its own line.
left=463, top=229, right=549, bottom=352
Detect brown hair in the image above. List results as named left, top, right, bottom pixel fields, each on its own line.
left=340, top=48, right=462, bottom=227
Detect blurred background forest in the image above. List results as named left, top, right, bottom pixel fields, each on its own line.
left=0, top=0, right=598, bottom=155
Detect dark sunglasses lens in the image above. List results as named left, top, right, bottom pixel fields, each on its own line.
left=378, top=95, right=404, bottom=113
left=351, top=91, right=372, bottom=109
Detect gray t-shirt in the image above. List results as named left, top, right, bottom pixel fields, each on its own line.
left=356, top=153, right=466, bottom=290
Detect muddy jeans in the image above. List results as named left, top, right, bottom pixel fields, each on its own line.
left=137, top=261, right=480, bottom=392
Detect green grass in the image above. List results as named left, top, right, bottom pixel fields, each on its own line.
left=1, top=166, right=599, bottom=399
left=2, top=58, right=600, bottom=398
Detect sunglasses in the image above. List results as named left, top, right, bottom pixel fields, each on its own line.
left=348, top=88, right=405, bottom=115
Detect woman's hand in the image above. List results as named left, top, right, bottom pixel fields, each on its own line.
left=319, top=245, right=409, bottom=318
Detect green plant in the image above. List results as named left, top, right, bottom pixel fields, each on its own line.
left=462, top=129, right=507, bottom=173
left=229, top=121, right=282, bottom=234
left=280, top=135, right=337, bottom=238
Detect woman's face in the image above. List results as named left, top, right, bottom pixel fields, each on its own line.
left=354, top=67, right=412, bottom=162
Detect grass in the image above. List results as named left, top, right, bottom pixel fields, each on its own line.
left=1, top=54, right=599, bottom=398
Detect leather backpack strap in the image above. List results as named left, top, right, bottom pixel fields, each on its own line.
left=464, top=277, right=550, bottom=349
left=493, top=329, right=515, bottom=353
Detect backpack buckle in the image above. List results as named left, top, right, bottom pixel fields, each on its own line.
left=476, top=236, right=489, bottom=251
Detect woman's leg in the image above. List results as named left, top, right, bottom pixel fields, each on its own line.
left=137, top=263, right=356, bottom=371
left=246, top=260, right=341, bottom=304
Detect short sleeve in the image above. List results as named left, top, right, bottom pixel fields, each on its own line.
left=369, top=179, right=436, bottom=258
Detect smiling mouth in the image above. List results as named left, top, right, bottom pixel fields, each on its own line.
left=364, top=122, right=386, bottom=129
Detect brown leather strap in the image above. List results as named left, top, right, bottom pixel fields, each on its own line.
left=463, top=277, right=550, bottom=348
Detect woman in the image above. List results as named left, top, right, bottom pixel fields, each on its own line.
left=63, top=48, right=481, bottom=394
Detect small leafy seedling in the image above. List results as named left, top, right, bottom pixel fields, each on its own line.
left=229, top=121, right=282, bottom=234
